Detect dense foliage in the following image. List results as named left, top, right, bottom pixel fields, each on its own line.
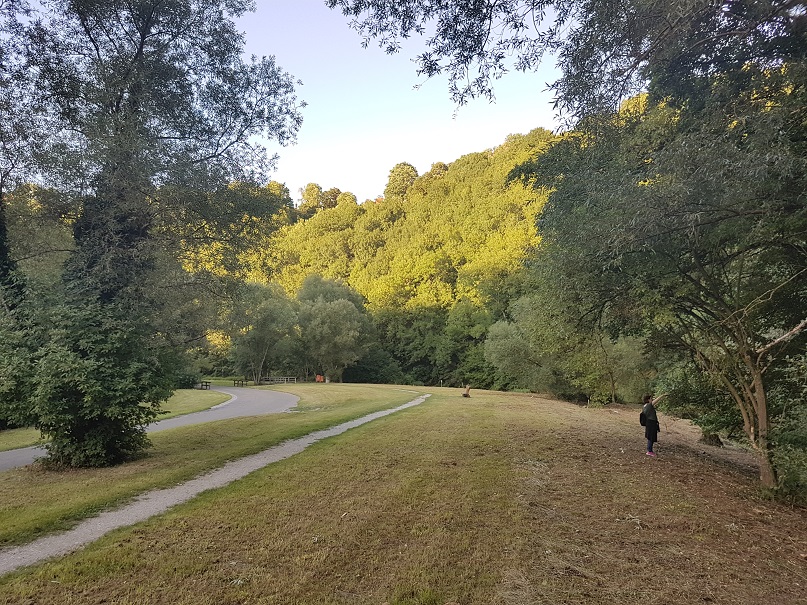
left=246, top=129, right=556, bottom=387
left=0, top=0, right=302, bottom=466
left=324, top=0, right=807, bottom=492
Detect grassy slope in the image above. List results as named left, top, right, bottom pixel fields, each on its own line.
left=0, top=389, right=232, bottom=452
left=1, top=388, right=806, bottom=605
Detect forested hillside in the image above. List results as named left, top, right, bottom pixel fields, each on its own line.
left=246, top=128, right=556, bottom=387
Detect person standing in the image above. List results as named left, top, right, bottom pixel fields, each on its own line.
left=642, top=394, right=665, bottom=457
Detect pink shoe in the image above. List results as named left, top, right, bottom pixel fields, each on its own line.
left=646, top=451, right=657, bottom=457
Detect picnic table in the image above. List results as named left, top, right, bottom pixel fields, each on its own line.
left=199, top=380, right=211, bottom=390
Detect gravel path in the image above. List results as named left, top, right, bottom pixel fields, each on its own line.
left=0, top=393, right=430, bottom=576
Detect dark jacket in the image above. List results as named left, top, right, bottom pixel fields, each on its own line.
left=642, top=402, right=660, bottom=442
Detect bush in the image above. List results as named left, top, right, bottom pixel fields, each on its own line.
left=772, top=444, right=807, bottom=505
left=32, top=303, right=172, bottom=467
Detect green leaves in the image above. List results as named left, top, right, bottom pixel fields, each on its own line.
left=4, top=0, right=304, bottom=467
left=296, top=276, right=372, bottom=382
left=523, top=74, right=807, bottom=485
left=255, top=130, right=553, bottom=386
left=32, top=301, right=171, bottom=467
left=229, top=283, right=297, bottom=383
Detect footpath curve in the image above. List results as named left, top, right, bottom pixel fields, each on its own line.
left=0, top=393, right=431, bottom=576
left=0, top=387, right=297, bottom=472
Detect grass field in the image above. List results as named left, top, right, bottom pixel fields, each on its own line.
left=0, top=387, right=805, bottom=605
left=0, top=389, right=231, bottom=452
left=0, top=384, right=417, bottom=547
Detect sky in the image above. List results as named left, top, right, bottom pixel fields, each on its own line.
left=236, top=0, right=561, bottom=203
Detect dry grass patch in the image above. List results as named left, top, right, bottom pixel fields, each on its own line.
left=0, top=390, right=805, bottom=605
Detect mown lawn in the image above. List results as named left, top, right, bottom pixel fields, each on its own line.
left=0, top=389, right=231, bottom=452
left=1, top=388, right=805, bottom=605
left=0, top=384, right=419, bottom=547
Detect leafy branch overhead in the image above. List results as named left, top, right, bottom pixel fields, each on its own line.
left=327, top=0, right=806, bottom=116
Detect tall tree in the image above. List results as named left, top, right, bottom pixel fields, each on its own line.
left=0, top=0, right=41, bottom=305
left=296, top=275, right=371, bottom=381
left=527, top=88, right=807, bottom=486
left=298, top=182, right=323, bottom=219
left=22, top=0, right=303, bottom=466
left=229, top=283, right=297, bottom=384
left=0, top=0, right=48, bottom=430
left=321, top=186, right=342, bottom=210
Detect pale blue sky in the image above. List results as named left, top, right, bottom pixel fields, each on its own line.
left=238, top=0, right=560, bottom=203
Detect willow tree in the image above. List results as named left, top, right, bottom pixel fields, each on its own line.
left=296, top=275, right=371, bottom=382
left=229, top=283, right=297, bottom=385
left=22, top=0, right=303, bottom=466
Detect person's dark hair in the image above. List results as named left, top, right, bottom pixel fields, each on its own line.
left=643, top=394, right=652, bottom=404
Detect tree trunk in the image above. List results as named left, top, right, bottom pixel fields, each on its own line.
left=700, top=342, right=779, bottom=489
left=757, top=449, right=777, bottom=489
left=750, top=365, right=777, bottom=489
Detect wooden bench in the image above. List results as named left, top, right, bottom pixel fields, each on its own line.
left=233, top=379, right=246, bottom=387
left=199, top=380, right=211, bottom=390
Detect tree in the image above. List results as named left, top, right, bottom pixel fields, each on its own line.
left=383, top=162, right=418, bottom=201
left=435, top=299, right=497, bottom=388
left=321, top=187, right=342, bottom=210
left=229, top=283, right=297, bottom=384
left=336, top=191, right=358, bottom=207
left=0, top=2, right=53, bottom=430
left=484, top=273, right=656, bottom=403
left=298, top=182, right=323, bottom=219
left=296, top=275, right=371, bottom=381
left=169, top=180, right=294, bottom=279
left=298, top=298, right=370, bottom=382
left=20, top=0, right=303, bottom=466
left=527, top=87, right=806, bottom=487
left=1, top=0, right=33, bottom=301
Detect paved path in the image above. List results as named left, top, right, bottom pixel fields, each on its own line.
left=0, top=393, right=430, bottom=576
left=0, top=387, right=298, bottom=472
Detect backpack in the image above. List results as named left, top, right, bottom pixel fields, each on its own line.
left=639, top=411, right=647, bottom=427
